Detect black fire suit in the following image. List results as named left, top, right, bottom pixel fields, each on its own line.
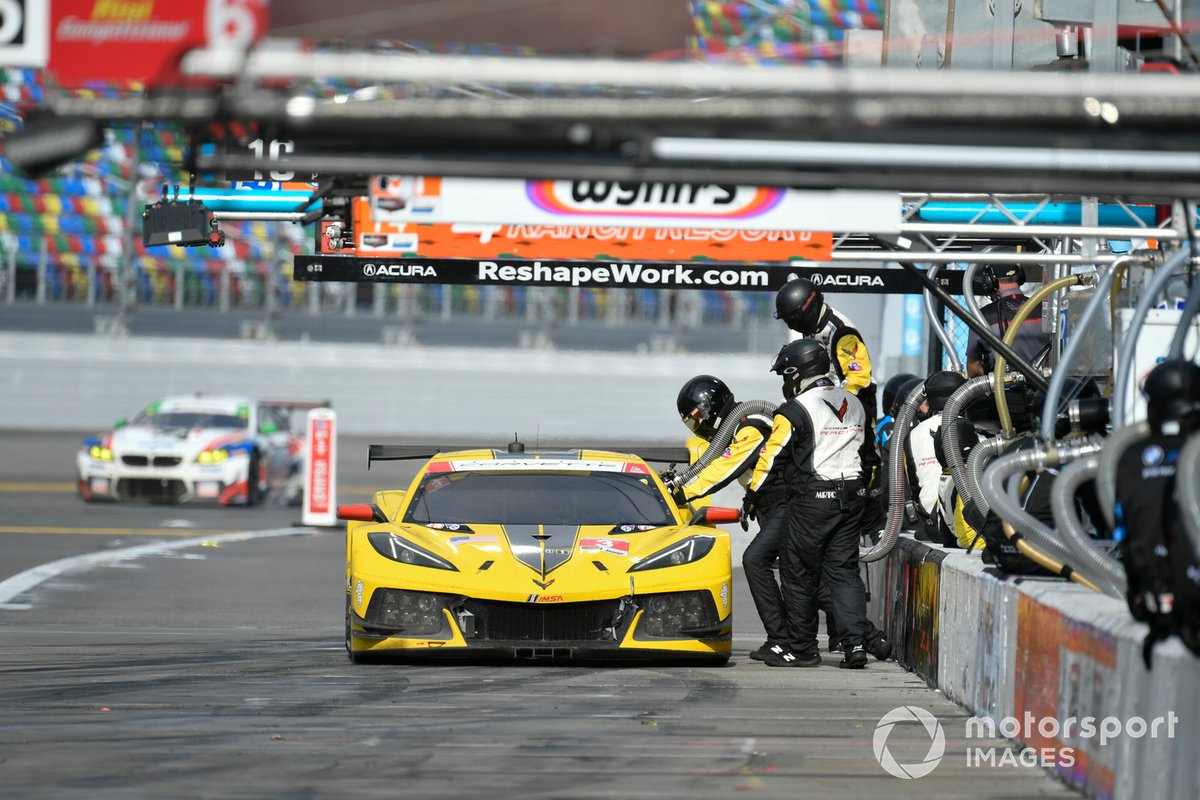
left=750, top=377, right=875, bottom=657
left=680, top=411, right=794, bottom=645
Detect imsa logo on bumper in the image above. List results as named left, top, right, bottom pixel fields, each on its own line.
left=526, top=594, right=565, bottom=603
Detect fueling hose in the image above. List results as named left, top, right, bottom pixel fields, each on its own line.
left=1050, top=454, right=1127, bottom=597
left=980, top=439, right=1105, bottom=587
left=965, top=435, right=1009, bottom=515
left=993, top=274, right=1084, bottom=435
left=924, top=264, right=963, bottom=373
left=999, top=516, right=1104, bottom=593
left=866, top=380, right=926, bottom=563
left=673, top=399, right=779, bottom=488
left=1178, top=434, right=1200, bottom=562
left=941, top=375, right=1006, bottom=509
left=1114, top=248, right=1194, bottom=428
left=1096, top=421, right=1151, bottom=530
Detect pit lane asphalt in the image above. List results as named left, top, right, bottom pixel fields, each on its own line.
left=0, top=431, right=1079, bottom=799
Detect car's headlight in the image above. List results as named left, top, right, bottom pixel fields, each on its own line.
left=196, top=449, right=229, bottom=464
left=628, top=535, right=716, bottom=572
left=88, top=445, right=114, bottom=462
left=368, top=532, right=459, bottom=571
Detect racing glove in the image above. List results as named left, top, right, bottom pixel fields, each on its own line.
left=740, top=489, right=758, bottom=530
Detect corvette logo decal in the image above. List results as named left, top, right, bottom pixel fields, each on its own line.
left=823, top=398, right=850, bottom=422
left=532, top=578, right=556, bottom=589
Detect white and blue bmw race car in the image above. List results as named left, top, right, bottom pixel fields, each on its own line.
left=76, top=394, right=319, bottom=505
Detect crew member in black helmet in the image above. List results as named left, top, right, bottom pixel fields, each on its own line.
left=966, top=265, right=1051, bottom=378
left=747, top=338, right=890, bottom=669
left=775, top=277, right=879, bottom=433
left=670, top=375, right=799, bottom=662
left=1114, top=359, right=1200, bottom=660
left=907, top=371, right=967, bottom=540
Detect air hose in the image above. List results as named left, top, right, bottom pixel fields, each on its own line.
left=1114, top=247, right=1194, bottom=428
left=962, top=262, right=987, bottom=325
left=1096, top=421, right=1150, bottom=530
left=1050, top=454, right=1126, bottom=597
left=1178, top=434, right=1200, bottom=562
left=674, top=399, right=779, bottom=488
left=866, top=380, right=926, bottom=563
left=993, top=274, right=1083, bottom=435
left=979, top=439, right=1105, bottom=589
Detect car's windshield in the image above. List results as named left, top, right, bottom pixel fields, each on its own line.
left=403, top=471, right=675, bottom=526
left=132, top=411, right=248, bottom=430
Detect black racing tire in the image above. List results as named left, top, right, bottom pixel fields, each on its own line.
left=346, top=599, right=366, bottom=663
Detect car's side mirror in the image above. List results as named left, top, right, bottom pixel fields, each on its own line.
left=114, top=418, right=127, bottom=429
left=689, top=506, right=741, bottom=526
left=259, top=421, right=279, bottom=434
left=337, top=503, right=388, bottom=523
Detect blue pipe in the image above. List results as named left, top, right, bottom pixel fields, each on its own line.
left=915, top=202, right=1157, bottom=227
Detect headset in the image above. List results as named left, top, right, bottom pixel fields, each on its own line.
left=971, top=264, right=1027, bottom=297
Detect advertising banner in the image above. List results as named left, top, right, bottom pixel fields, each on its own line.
left=363, top=175, right=901, bottom=234
left=293, top=254, right=964, bottom=295
left=0, top=0, right=49, bottom=67
left=48, top=0, right=268, bottom=87
left=302, top=408, right=336, bottom=528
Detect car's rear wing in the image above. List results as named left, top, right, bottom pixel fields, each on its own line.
left=368, top=444, right=690, bottom=469
left=261, top=400, right=332, bottom=410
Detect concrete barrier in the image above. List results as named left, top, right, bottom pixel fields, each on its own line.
left=0, top=332, right=783, bottom=438
left=866, top=535, right=1200, bottom=800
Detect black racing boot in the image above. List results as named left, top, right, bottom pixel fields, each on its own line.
left=763, top=647, right=822, bottom=668
left=750, top=641, right=786, bottom=662
left=839, top=644, right=868, bottom=669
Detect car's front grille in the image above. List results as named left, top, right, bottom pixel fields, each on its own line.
left=152, top=456, right=182, bottom=468
left=121, top=455, right=149, bottom=467
left=463, top=599, right=619, bottom=642
left=117, top=478, right=186, bottom=503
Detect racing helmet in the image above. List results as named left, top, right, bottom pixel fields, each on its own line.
left=924, top=370, right=967, bottom=414
left=881, top=373, right=921, bottom=418
left=774, top=278, right=825, bottom=335
left=1143, top=359, right=1200, bottom=434
left=771, top=338, right=830, bottom=398
left=677, top=375, right=736, bottom=440
left=971, top=264, right=1027, bottom=297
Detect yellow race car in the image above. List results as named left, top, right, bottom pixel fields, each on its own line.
left=341, top=442, right=736, bottom=663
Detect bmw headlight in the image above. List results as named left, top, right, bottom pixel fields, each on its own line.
left=628, top=536, right=716, bottom=572
left=368, top=532, right=459, bottom=571
left=89, top=445, right=114, bottom=462
left=196, top=449, right=229, bottom=464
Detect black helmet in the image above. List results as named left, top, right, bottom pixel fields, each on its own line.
left=676, top=375, right=735, bottom=440
left=881, top=373, right=921, bottom=417
left=774, top=278, right=825, bottom=335
left=772, top=338, right=830, bottom=398
left=1143, top=359, right=1200, bottom=434
left=971, top=265, right=1028, bottom=297
left=924, top=370, right=967, bottom=414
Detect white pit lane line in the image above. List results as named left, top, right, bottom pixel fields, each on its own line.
left=0, top=527, right=317, bottom=609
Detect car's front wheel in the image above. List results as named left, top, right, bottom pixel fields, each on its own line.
left=345, top=599, right=366, bottom=663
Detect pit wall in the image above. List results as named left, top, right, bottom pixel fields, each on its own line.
left=866, top=537, right=1200, bottom=800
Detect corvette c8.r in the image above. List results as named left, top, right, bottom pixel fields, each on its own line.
left=342, top=444, right=736, bottom=663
